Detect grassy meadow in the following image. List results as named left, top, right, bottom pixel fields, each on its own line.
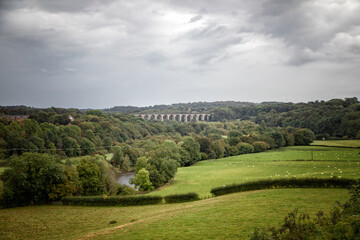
left=0, top=188, right=349, bottom=240
left=150, top=146, right=360, bottom=197
left=311, top=139, right=360, bottom=148
left=1, top=144, right=360, bottom=240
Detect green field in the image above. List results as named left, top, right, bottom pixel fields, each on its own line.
left=150, top=146, right=360, bottom=197
left=311, top=140, right=360, bottom=148
left=0, top=188, right=349, bottom=240
left=1, top=145, right=360, bottom=240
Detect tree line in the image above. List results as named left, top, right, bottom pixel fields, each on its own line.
left=0, top=104, right=318, bottom=204
left=103, top=97, right=360, bottom=139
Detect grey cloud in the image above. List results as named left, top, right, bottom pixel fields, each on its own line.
left=0, top=0, right=359, bottom=108
left=168, top=0, right=360, bottom=65
left=189, top=15, right=202, bottom=23
left=245, top=0, right=360, bottom=65
left=31, top=0, right=114, bottom=13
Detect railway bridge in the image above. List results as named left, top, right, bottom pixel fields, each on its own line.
left=134, top=113, right=211, bottom=122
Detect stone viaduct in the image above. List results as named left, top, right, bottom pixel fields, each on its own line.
left=134, top=113, right=211, bottom=122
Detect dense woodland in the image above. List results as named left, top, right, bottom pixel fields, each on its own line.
left=0, top=97, right=359, bottom=206
left=105, top=97, right=360, bottom=138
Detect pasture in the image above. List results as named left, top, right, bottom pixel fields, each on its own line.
left=1, top=145, right=359, bottom=239
left=0, top=188, right=349, bottom=240
left=151, top=146, right=360, bottom=197
left=311, top=139, right=360, bottom=148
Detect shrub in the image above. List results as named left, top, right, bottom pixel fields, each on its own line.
left=252, top=141, right=269, bottom=153
left=62, top=195, right=162, bottom=206
left=164, top=192, right=199, bottom=203
left=236, top=142, right=254, bottom=155
left=200, top=152, right=208, bottom=160
left=210, top=178, right=358, bottom=196
left=131, top=168, right=154, bottom=191
left=294, top=128, right=315, bottom=145
left=117, top=184, right=136, bottom=196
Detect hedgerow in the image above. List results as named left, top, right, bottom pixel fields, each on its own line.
left=61, top=195, right=162, bottom=206
left=210, top=178, right=358, bottom=196
left=164, top=192, right=199, bottom=203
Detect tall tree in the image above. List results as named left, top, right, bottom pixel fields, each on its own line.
left=1, top=153, right=67, bottom=205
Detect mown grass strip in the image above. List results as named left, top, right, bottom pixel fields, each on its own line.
left=210, top=178, right=358, bottom=196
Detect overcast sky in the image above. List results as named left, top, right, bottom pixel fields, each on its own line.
left=0, top=0, right=359, bottom=108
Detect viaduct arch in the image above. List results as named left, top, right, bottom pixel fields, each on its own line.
left=134, top=113, right=211, bottom=122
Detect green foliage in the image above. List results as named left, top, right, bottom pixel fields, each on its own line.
left=121, top=144, right=138, bottom=166
left=122, top=155, right=131, bottom=172
left=295, top=128, right=316, bottom=145
left=131, top=168, right=154, bottom=191
left=103, top=137, right=113, bottom=151
left=62, top=137, right=81, bottom=157
left=80, top=138, right=96, bottom=155
left=213, top=140, right=226, bottom=158
left=253, top=141, right=270, bottom=153
left=47, top=166, right=79, bottom=200
left=117, top=184, right=136, bottom=196
left=236, top=142, right=254, bottom=154
left=63, top=125, right=81, bottom=141
left=1, top=100, right=358, bottom=201
left=210, top=178, right=358, bottom=196
left=135, top=156, right=147, bottom=173
left=61, top=195, right=163, bottom=206
left=85, top=110, right=103, bottom=116
left=76, top=157, right=104, bottom=195
left=283, top=131, right=295, bottom=146
left=271, top=131, right=285, bottom=148
left=228, top=130, right=243, bottom=138
left=164, top=192, right=199, bottom=203
left=111, top=145, right=124, bottom=168
left=1, top=153, right=68, bottom=206
left=147, top=140, right=180, bottom=188
left=180, top=136, right=201, bottom=166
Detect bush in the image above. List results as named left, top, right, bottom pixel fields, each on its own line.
left=210, top=178, right=358, bottom=196
left=236, top=142, right=254, bottom=155
left=62, top=195, right=162, bottom=206
left=294, top=128, right=315, bottom=145
left=252, top=141, right=269, bottom=153
left=200, top=152, right=208, bottom=160
left=117, top=184, right=136, bottom=196
left=164, top=192, right=199, bottom=203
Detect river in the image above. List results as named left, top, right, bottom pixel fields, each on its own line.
left=116, top=172, right=135, bottom=187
